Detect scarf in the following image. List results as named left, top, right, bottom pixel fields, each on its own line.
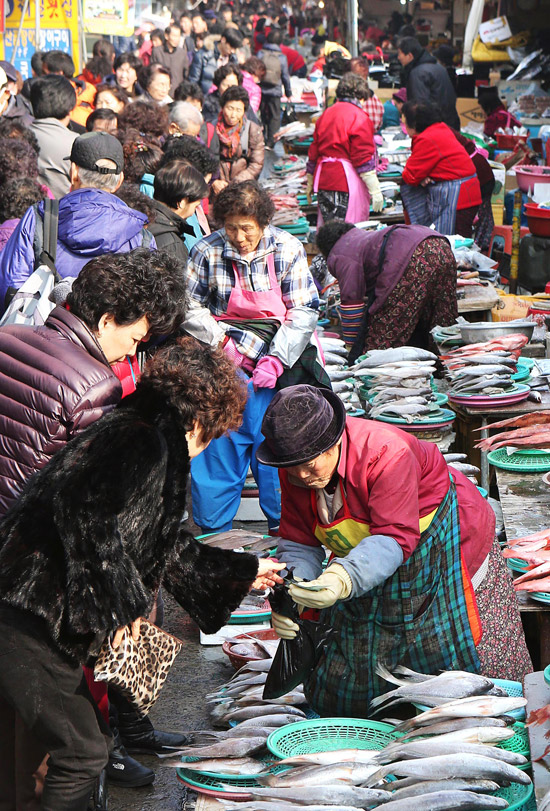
left=216, top=113, right=242, bottom=160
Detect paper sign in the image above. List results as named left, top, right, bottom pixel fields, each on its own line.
left=479, top=16, right=512, bottom=44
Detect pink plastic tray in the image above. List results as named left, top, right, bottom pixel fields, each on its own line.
left=396, top=420, right=455, bottom=432
left=449, top=390, right=530, bottom=408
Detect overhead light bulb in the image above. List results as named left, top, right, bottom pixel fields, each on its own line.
left=318, top=1, right=325, bottom=7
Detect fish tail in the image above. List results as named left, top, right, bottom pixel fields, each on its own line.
left=375, top=662, right=409, bottom=687
left=370, top=690, right=399, bottom=711
left=362, top=765, right=390, bottom=787
left=394, top=665, right=432, bottom=681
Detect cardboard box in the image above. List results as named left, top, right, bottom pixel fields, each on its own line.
left=479, top=16, right=512, bottom=44
left=456, top=97, right=485, bottom=128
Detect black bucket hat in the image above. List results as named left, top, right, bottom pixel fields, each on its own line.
left=256, top=384, right=346, bottom=468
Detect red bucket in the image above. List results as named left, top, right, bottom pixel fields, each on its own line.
left=496, top=133, right=529, bottom=150
left=525, top=203, right=550, bottom=238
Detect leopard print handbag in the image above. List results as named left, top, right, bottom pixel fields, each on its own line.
left=93, top=619, right=183, bottom=715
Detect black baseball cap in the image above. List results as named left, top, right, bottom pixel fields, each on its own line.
left=68, top=132, right=124, bottom=174
left=0, top=61, right=18, bottom=83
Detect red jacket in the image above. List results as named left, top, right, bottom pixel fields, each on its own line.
left=403, top=122, right=481, bottom=211
left=279, top=417, right=494, bottom=577
left=280, top=44, right=306, bottom=74
left=307, top=100, right=375, bottom=192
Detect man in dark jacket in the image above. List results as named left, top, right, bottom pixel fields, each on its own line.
left=258, top=29, right=292, bottom=147
left=151, top=23, right=189, bottom=96
left=0, top=131, right=156, bottom=310
left=397, top=36, right=460, bottom=130
left=189, top=28, right=241, bottom=94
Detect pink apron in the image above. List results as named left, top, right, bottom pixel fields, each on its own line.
left=313, top=156, right=371, bottom=227
left=218, top=252, right=288, bottom=322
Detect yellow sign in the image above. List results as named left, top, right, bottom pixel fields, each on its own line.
left=82, top=0, right=135, bottom=37
left=1, top=0, right=80, bottom=77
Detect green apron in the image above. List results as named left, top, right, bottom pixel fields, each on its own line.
left=305, top=481, right=481, bottom=717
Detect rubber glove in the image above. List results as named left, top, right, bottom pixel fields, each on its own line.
left=252, top=355, right=284, bottom=391
left=271, top=610, right=299, bottom=640
left=223, top=337, right=244, bottom=367
left=360, top=170, right=384, bottom=213
left=306, top=173, right=314, bottom=205
left=288, top=563, right=353, bottom=609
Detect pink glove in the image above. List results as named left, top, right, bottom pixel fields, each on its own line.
left=223, top=337, right=244, bottom=367
left=252, top=355, right=284, bottom=390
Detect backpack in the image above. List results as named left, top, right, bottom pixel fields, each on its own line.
left=0, top=199, right=61, bottom=327
left=261, top=50, right=282, bottom=87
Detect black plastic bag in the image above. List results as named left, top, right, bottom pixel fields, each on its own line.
left=281, top=102, right=298, bottom=127
left=263, top=581, right=333, bottom=700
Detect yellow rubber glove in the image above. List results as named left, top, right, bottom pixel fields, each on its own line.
left=306, top=174, right=314, bottom=205
left=360, top=170, right=384, bottom=213
left=288, top=564, right=353, bottom=609
left=271, top=610, right=299, bottom=640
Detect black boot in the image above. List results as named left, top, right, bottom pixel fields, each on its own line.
left=88, top=769, right=109, bottom=810
left=111, top=691, right=191, bottom=755
left=105, top=728, right=155, bottom=788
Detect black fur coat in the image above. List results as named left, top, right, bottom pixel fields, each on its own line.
left=0, top=387, right=259, bottom=663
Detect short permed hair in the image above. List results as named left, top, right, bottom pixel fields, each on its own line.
left=212, top=180, right=274, bottom=228
left=335, top=72, right=370, bottom=102
left=402, top=101, right=442, bottom=132
left=0, top=177, right=46, bottom=221
left=0, top=119, right=39, bottom=153
left=220, top=85, right=250, bottom=112
left=118, top=101, right=169, bottom=140
left=66, top=248, right=188, bottom=336
left=113, top=52, right=143, bottom=72
left=213, top=63, right=242, bottom=89
left=162, top=134, right=219, bottom=178
left=138, top=336, right=247, bottom=442
left=173, top=79, right=205, bottom=105
left=0, top=138, right=38, bottom=184
left=94, top=83, right=129, bottom=109
left=121, top=129, right=164, bottom=183
left=316, top=220, right=355, bottom=258
left=115, top=182, right=158, bottom=223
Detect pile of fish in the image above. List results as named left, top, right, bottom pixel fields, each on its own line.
left=352, top=347, right=441, bottom=423
left=198, top=665, right=530, bottom=810
left=226, top=632, right=280, bottom=661
left=443, top=453, right=481, bottom=484
left=476, top=411, right=550, bottom=452
left=442, top=335, right=529, bottom=398
left=318, top=336, right=362, bottom=413
left=501, top=526, right=550, bottom=592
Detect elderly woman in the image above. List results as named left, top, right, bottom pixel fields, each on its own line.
left=0, top=335, right=284, bottom=809
left=107, top=52, right=144, bottom=99
left=261, top=385, right=533, bottom=717
left=148, top=159, right=209, bottom=260
left=401, top=102, right=482, bottom=237
left=210, top=86, right=265, bottom=196
left=185, top=180, right=325, bottom=536
left=168, top=100, right=204, bottom=138
left=316, top=221, right=458, bottom=356
left=94, top=83, right=129, bottom=114
left=141, top=64, right=173, bottom=105
left=306, top=72, right=384, bottom=226
left=201, top=63, right=242, bottom=124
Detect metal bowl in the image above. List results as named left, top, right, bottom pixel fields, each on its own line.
left=458, top=321, right=535, bottom=345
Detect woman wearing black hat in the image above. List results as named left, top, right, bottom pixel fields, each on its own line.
left=257, top=385, right=532, bottom=717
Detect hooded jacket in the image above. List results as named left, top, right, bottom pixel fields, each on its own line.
left=0, top=189, right=155, bottom=307
left=0, top=385, right=259, bottom=664
left=404, top=49, right=460, bottom=130
left=0, top=306, right=121, bottom=516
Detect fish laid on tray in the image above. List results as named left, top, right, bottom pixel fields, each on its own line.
left=475, top=411, right=550, bottom=452
left=441, top=335, right=530, bottom=397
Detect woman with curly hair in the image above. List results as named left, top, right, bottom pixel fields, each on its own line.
left=185, top=179, right=323, bottom=536
left=140, top=64, right=173, bottom=105
left=0, top=334, right=284, bottom=808
left=306, top=72, right=384, bottom=225
left=0, top=178, right=46, bottom=252
left=118, top=101, right=170, bottom=142
left=94, top=83, right=129, bottom=114
left=120, top=129, right=164, bottom=188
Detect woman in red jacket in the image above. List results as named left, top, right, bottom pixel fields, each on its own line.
left=401, top=102, right=481, bottom=237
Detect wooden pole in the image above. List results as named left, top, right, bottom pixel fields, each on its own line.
left=509, top=189, right=522, bottom=295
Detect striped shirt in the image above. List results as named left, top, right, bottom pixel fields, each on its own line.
left=187, top=225, right=319, bottom=361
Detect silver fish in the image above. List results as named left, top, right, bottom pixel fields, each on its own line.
left=324, top=351, right=347, bottom=366
left=395, top=696, right=527, bottom=731
left=364, top=753, right=532, bottom=786
left=224, top=704, right=306, bottom=722
left=177, top=756, right=268, bottom=775
left=369, top=404, right=434, bottom=422
left=229, top=642, right=270, bottom=658
left=332, top=381, right=355, bottom=393
left=374, top=738, right=526, bottom=766
left=232, top=659, right=273, bottom=676
left=221, top=804, right=371, bottom=811
left=450, top=365, right=515, bottom=378
left=389, top=779, right=500, bottom=799
left=447, top=463, right=481, bottom=477
left=237, top=714, right=303, bottom=729
left=170, top=736, right=266, bottom=759
left=377, top=790, right=508, bottom=810
left=372, top=665, right=495, bottom=710
left=180, top=726, right=274, bottom=745
left=443, top=454, right=468, bottom=463
left=258, top=761, right=380, bottom=787
left=277, top=749, right=379, bottom=767
left=326, top=368, right=352, bottom=381
left=249, top=785, right=393, bottom=806
left=399, top=718, right=510, bottom=741
left=354, top=347, right=437, bottom=368
left=399, top=727, right=513, bottom=746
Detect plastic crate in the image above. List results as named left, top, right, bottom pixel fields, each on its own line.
left=267, top=717, right=401, bottom=758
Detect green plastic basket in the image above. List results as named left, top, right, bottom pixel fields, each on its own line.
left=500, top=721, right=530, bottom=762
left=487, top=447, right=550, bottom=473
left=266, top=717, right=400, bottom=759
left=177, top=755, right=288, bottom=783
left=492, top=781, right=534, bottom=811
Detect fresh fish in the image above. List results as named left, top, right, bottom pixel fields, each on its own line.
left=374, top=738, right=527, bottom=766
left=177, top=756, right=268, bottom=775
left=258, top=761, right=380, bottom=787
left=447, top=355, right=516, bottom=367
left=277, top=749, right=379, bottom=767
left=395, top=696, right=527, bottom=731
left=364, top=753, right=531, bottom=786
left=399, top=718, right=510, bottom=741
left=368, top=387, right=432, bottom=398
left=370, top=394, right=430, bottom=407
left=237, top=689, right=305, bottom=706
left=324, top=351, right=347, bottom=366
left=374, top=790, right=508, bottom=810
left=369, top=404, right=434, bottom=422
left=248, top=785, right=393, bottom=806
left=447, top=463, right=481, bottom=477
left=372, top=665, right=494, bottom=710
left=229, top=642, right=270, bottom=658
left=400, top=727, right=513, bottom=746
left=236, top=714, right=303, bottom=729
left=210, top=673, right=268, bottom=694
left=449, top=365, right=513, bottom=378
left=443, top=454, right=468, bottom=463
left=170, top=736, right=266, bottom=758
left=354, top=347, right=437, bottom=369
left=389, top=779, right=500, bottom=799
left=180, top=726, right=274, bottom=745
left=332, top=380, right=354, bottom=393
left=233, top=659, right=274, bottom=676
left=326, top=368, right=352, bottom=381
left=356, top=366, right=434, bottom=380
left=224, top=704, right=306, bottom=722
left=220, top=803, right=372, bottom=811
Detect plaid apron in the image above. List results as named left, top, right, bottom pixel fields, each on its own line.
left=305, top=481, right=481, bottom=717
left=401, top=178, right=468, bottom=235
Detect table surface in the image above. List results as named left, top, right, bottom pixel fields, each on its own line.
left=496, top=468, right=550, bottom=612
left=457, top=283, right=500, bottom=313
left=451, top=390, right=550, bottom=419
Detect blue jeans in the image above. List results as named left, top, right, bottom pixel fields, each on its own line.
left=191, top=380, right=281, bottom=532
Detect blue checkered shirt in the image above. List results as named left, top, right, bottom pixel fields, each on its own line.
left=187, top=225, right=319, bottom=361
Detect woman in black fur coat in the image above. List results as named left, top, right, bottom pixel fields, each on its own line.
left=0, top=336, right=284, bottom=811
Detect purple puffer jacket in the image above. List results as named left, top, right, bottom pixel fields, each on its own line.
left=327, top=224, right=446, bottom=314
left=0, top=219, right=19, bottom=254
left=0, top=306, right=121, bottom=516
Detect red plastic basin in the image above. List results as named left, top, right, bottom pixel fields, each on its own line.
left=496, top=133, right=529, bottom=150
left=516, top=166, right=550, bottom=194
left=525, top=203, right=550, bottom=238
